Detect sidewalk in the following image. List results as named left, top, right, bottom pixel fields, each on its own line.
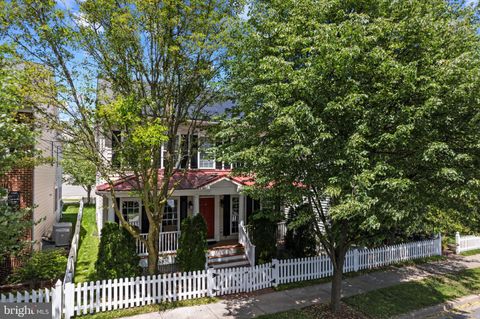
left=121, top=254, right=480, bottom=319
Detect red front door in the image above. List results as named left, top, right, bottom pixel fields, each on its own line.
left=200, top=197, right=215, bottom=239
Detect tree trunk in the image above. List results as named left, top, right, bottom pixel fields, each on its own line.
left=86, top=185, right=91, bottom=204
left=330, top=247, right=346, bottom=313
left=146, top=224, right=160, bottom=275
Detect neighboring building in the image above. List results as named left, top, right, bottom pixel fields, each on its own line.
left=0, top=108, right=62, bottom=281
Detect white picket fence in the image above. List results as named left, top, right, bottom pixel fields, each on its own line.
left=0, top=280, right=63, bottom=319
left=64, top=201, right=84, bottom=284
left=456, top=232, right=480, bottom=254
left=0, top=236, right=442, bottom=319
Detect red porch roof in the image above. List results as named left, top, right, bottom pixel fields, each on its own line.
left=96, top=169, right=255, bottom=193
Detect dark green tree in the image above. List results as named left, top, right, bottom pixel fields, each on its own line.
left=284, top=205, right=317, bottom=258
left=176, top=214, right=208, bottom=272
left=249, top=209, right=280, bottom=264
left=95, top=222, right=141, bottom=280
left=218, top=0, right=480, bottom=312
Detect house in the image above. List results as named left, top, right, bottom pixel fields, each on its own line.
left=94, top=102, right=273, bottom=268
left=0, top=107, right=63, bottom=281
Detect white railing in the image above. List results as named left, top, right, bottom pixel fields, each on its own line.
left=276, top=221, right=287, bottom=242
left=456, top=232, right=480, bottom=254
left=64, top=201, right=84, bottom=284
left=128, top=220, right=140, bottom=228
left=239, top=221, right=256, bottom=266
left=0, top=280, right=63, bottom=319
left=3, top=236, right=441, bottom=319
left=136, top=231, right=180, bottom=256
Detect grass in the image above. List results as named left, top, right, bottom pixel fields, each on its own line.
left=344, top=267, right=480, bottom=319
left=461, top=249, right=480, bottom=257
left=59, top=203, right=80, bottom=231
left=74, top=204, right=100, bottom=283
left=78, top=297, right=219, bottom=319
left=274, top=255, right=447, bottom=291
left=258, top=309, right=312, bottom=319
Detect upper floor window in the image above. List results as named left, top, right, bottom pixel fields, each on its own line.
left=198, top=138, right=215, bottom=169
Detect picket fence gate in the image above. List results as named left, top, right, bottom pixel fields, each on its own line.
left=0, top=236, right=441, bottom=319
left=456, top=232, right=480, bottom=254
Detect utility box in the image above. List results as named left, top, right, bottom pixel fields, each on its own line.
left=53, top=222, right=72, bottom=246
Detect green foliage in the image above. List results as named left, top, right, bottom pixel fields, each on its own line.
left=0, top=202, right=34, bottom=263
left=95, top=223, right=141, bottom=280
left=9, top=249, right=67, bottom=284
left=218, top=0, right=480, bottom=309
left=249, top=209, right=280, bottom=264
left=177, top=215, right=208, bottom=272
left=284, top=205, right=317, bottom=258
left=62, top=144, right=96, bottom=203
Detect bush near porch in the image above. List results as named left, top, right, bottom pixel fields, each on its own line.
left=177, top=214, right=208, bottom=271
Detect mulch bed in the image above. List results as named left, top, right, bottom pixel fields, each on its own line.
left=303, top=303, right=367, bottom=319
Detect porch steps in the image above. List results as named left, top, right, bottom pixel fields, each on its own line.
left=207, top=243, right=250, bottom=269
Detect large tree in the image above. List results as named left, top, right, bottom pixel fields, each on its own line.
left=0, top=44, right=43, bottom=262
left=218, top=0, right=480, bottom=312
left=2, top=0, right=241, bottom=274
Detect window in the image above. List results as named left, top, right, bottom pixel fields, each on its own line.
left=122, top=200, right=140, bottom=229
left=231, top=196, right=239, bottom=234
left=162, top=199, right=179, bottom=232
left=199, top=138, right=215, bottom=169
left=111, top=130, right=122, bottom=168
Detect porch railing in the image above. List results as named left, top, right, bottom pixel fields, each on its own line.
left=239, top=221, right=255, bottom=266
left=136, top=231, right=180, bottom=256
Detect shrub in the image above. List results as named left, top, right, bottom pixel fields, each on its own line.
left=95, top=222, right=141, bottom=280
left=284, top=204, right=318, bottom=258
left=9, top=249, right=67, bottom=284
left=176, top=214, right=207, bottom=271
left=249, top=209, right=280, bottom=264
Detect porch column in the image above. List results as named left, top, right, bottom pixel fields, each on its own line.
left=107, top=195, right=115, bottom=222
left=193, top=194, right=200, bottom=215
left=239, top=194, right=246, bottom=224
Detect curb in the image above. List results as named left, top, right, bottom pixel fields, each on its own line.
left=395, top=294, right=480, bottom=319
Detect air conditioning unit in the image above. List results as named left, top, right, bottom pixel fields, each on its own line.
left=53, top=222, right=72, bottom=246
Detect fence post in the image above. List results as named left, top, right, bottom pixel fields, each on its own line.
left=52, top=280, right=62, bottom=319
left=271, top=259, right=279, bottom=288
left=456, top=232, right=461, bottom=254
left=437, top=233, right=442, bottom=256
left=353, top=249, right=359, bottom=272
left=207, top=268, right=215, bottom=297
left=64, top=282, right=74, bottom=319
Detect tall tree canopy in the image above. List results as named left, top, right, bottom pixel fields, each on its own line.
left=2, top=0, right=242, bottom=273
left=62, top=143, right=96, bottom=204
left=218, top=0, right=480, bottom=312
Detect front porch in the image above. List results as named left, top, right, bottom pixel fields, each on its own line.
left=135, top=220, right=255, bottom=269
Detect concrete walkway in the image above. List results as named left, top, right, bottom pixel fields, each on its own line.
left=121, top=254, right=480, bottom=319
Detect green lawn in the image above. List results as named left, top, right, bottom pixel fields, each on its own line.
left=79, top=297, right=219, bottom=319
left=74, top=204, right=99, bottom=283
left=344, top=267, right=480, bottom=319
left=60, top=203, right=79, bottom=231
left=461, top=249, right=480, bottom=257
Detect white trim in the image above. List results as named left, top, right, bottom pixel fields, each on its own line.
left=199, top=176, right=244, bottom=190
left=161, top=197, right=180, bottom=233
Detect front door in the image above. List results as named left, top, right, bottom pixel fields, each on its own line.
left=200, top=197, right=215, bottom=239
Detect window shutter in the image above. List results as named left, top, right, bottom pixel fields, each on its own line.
left=114, top=197, right=121, bottom=224
left=190, top=135, right=198, bottom=169
left=223, top=195, right=230, bottom=236
left=141, top=205, right=149, bottom=232
left=180, top=196, right=188, bottom=222
left=180, top=135, right=189, bottom=169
